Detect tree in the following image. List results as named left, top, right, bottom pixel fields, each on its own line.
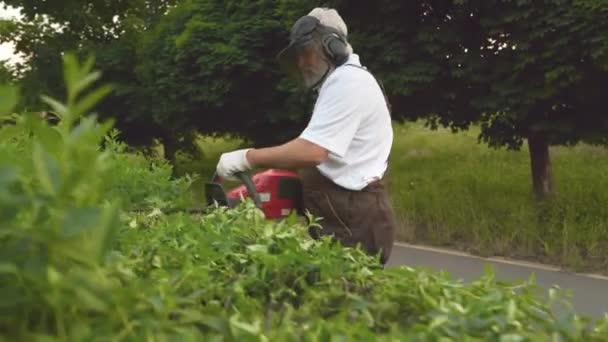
left=136, top=0, right=324, bottom=150
left=327, top=0, right=608, bottom=199
left=446, top=0, right=608, bottom=199
left=0, top=17, right=66, bottom=110
left=2, top=0, right=315, bottom=159
left=0, top=0, right=180, bottom=153
left=0, top=60, right=14, bottom=84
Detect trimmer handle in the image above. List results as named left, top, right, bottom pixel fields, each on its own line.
left=208, top=171, right=263, bottom=209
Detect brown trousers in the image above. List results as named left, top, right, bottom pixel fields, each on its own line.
left=298, top=167, right=397, bottom=265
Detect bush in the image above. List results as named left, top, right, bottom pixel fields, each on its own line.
left=1, top=55, right=607, bottom=341
left=101, top=130, right=195, bottom=210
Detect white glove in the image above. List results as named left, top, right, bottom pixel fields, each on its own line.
left=216, top=148, right=252, bottom=181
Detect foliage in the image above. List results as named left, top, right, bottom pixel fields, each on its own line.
left=136, top=0, right=321, bottom=148
left=1, top=0, right=177, bottom=45
left=0, top=60, right=15, bottom=85
left=0, top=17, right=65, bottom=108
left=3, top=1, right=607, bottom=157
left=319, top=0, right=608, bottom=197
left=177, top=123, right=608, bottom=273
left=325, top=0, right=608, bottom=148
left=101, top=130, right=195, bottom=209
left=0, top=0, right=179, bottom=148
left=325, top=1, right=478, bottom=130
left=0, top=83, right=18, bottom=115
left=1, top=0, right=316, bottom=152
left=1, top=52, right=608, bottom=341
left=453, top=0, right=608, bottom=149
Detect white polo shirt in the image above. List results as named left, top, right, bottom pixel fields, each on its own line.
left=300, top=53, right=393, bottom=191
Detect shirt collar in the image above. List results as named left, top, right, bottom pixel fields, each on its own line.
left=344, top=53, right=361, bottom=67
left=312, top=53, right=361, bottom=92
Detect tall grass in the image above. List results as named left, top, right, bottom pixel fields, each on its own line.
left=388, top=123, right=608, bottom=272
left=177, top=123, right=608, bottom=273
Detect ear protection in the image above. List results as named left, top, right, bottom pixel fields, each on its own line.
left=287, top=15, right=350, bottom=66
left=320, top=28, right=350, bottom=66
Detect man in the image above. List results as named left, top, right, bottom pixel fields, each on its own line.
left=216, top=8, right=397, bottom=264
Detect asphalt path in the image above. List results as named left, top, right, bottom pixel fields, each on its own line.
left=386, top=243, right=608, bottom=319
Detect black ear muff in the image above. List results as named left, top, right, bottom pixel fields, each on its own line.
left=322, top=31, right=349, bottom=66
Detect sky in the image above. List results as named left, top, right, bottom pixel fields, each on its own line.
left=0, top=5, right=23, bottom=64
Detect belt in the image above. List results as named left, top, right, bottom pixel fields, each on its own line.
left=298, top=167, right=385, bottom=193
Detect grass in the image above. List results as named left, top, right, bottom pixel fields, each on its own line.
left=388, top=122, right=608, bottom=273
left=175, top=122, right=608, bottom=274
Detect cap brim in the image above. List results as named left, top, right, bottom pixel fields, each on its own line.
left=277, top=42, right=305, bottom=87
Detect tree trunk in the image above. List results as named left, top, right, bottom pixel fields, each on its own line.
left=527, top=133, right=554, bottom=200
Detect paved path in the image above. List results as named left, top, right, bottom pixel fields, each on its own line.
left=387, top=243, right=608, bottom=319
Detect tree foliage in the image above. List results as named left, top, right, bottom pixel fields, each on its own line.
left=454, top=0, right=608, bottom=149
left=324, top=0, right=608, bottom=148
left=135, top=0, right=324, bottom=148
left=0, top=0, right=179, bottom=147
left=0, top=60, right=14, bottom=84
left=324, top=0, right=608, bottom=197
left=140, top=0, right=607, bottom=147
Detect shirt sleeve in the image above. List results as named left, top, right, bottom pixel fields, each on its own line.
left=299, top=74, right=363, bottom=158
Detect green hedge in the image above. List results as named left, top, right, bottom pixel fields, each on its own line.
left=0, top=54, right=607, bottom=341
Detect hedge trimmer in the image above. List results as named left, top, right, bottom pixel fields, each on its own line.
left=134, top=169, right=303, bottom=219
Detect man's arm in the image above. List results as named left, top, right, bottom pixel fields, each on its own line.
left=246, top=138, right=329, bottom=170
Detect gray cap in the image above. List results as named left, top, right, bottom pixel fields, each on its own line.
left=277, top=16, right=322, bottom=63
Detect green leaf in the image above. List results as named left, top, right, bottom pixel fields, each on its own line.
left=63, top=53, right=80, bottom=99
left=499, top=334, right=526, bottom=342
left=56, top=204, right=119, bottom=265
left=81, top=54, right=96, bottom=75
left=32, top=143, right=61, bottom=196
left=229, top=314, right=261, bottom=336
left=0, top=263, right=19, bottom=275
left=40, top=95, right=68, bottom=118
left=25, top=114, right=63, bottom=153
left=93, top=202, right=120, bottom=262
left=0, top=84, right=18, bottom=116
left=62, top=207, right=102, bottom=239
left=0, top=286, right=25, bottom=308
left=75, top=286, right=108, bottom=312
left=72, top=71, right=103, bottom=100
left=506, top=300, right=517, bottom=321
left=0, top=124, right=23, bottom=143
left=199, top=315, right=230, bottom=335
left=72, top=84, right=113, bottom=118
left=0, top=166, right=19, bottom=188
left=246, top=244, right=268, bottom=253
left=64, top=54, right=100, bottom=102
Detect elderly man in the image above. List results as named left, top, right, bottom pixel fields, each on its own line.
left=216, top=8, right=396, bottom=264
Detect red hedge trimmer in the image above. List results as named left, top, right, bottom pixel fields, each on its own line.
left=134, top=169, right=303, bottom=219
left=205, top=169, right=303, bottom=219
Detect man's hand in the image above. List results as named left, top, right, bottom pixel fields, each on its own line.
left=216, top=148, right=252, bottom=180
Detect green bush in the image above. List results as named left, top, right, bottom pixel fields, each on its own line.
left=1, top=55, right=607, bottom=341
left=101, top=131, right=195, bottom=210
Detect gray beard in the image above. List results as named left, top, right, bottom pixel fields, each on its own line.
left=301, top=63, right=331, bottom=89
